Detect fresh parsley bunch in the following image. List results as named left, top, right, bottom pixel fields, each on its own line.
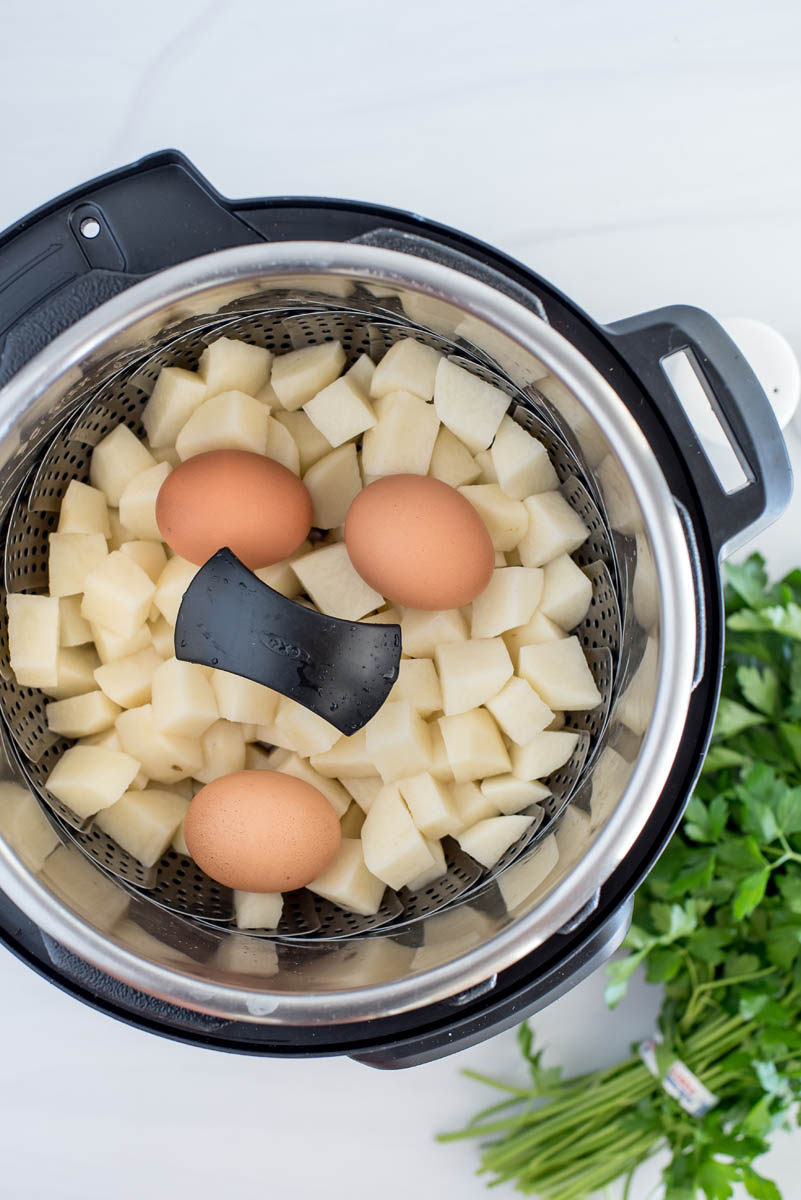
left=440, top=557, right=801, bottom=1199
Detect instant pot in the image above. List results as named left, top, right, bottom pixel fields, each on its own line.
left=0, top=151, right=790, bottom=1067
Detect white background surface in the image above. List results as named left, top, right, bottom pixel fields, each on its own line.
left=2, top=2, right=801, bottom=1196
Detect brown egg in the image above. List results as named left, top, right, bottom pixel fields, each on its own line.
left=344, top=474, right=494, bottom=609
left=156, top=450, right=312, bottom=569
left=184, top=770, right=341, bottom=893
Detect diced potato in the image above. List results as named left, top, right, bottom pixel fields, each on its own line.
left=57, top=479, right=110, bottom=536
left=303, top=444, right=362, bottom=528
left=7, top=593, right=60, bottom=687
left=171, top=818, right=190, bottom=854
left=46, top=744, right=140, bottom=819
left=96, top=788, right=189, bottom=867
left=309, top=728, right=374, bottom=778
left=370, top=338, right=441, bottom=401
left=46, top=691, right=121, bottom=738
left=398, top=772, right=463, bottom=838
left=434, top=359, right=509, bottom=453
left=400, top=607, right=467, bottom=658
left=198, top=337, right=272, bottom=398
left=457, top=814, right=534, bottom=868
left=360, top=605, right=402, bottom=626
left=48, top=532, right=108, bottom=597
left=147, top=616, right=173, bottom=660
left=271, top=341, right=346, bottom=410
left=266, top=415, right=300, bottom=474
left=153, top=556, right=198, bottom=626
left=148, top=445, right=181, bottom=468
left=142, top=366, right=207, bottom=447
left=451, top=780, right=500, bottom=826
left=81, top=551, right=155, bottom=639
left=255, top=380, right=280, bottom=405
left=510, top=730, right=580, bottom=781
left=428, top=426, right=481, bottom=488
left=90, top=426, right=156, bottom=507
left=388, top=658, right=442, bottom=715
left=503, top=610, right=564, bottom=666
left=427, top=721, right=454, bottom=781
left=435, top=637, right=513, bottom=715
left=107, top=508, right=133, bottom=550
left=361, top=786, right=436, bottom=890
left=274, top=695, right=339, bottom=757
left=361, top=391, right=439, bottom=476
left=59, top=595, right=92, bottom=647
left=340, top=801, right=366, bottom=838
left=539, top=554, right=592, bottom=631
left=307, top=837, right=386, bottom=915
left=116, top=704, right=203, bottom=784
left=151, top=658, right=218, bottom=738
left=252, top=541, right=311, bottom=599
left=407, top=835, right=448, bottom=890
left=193, top=719, right=246, bottom=785
left=341, top=776, right=383, bottom=813
left=42, top=646, right=102, bottom=699
left=490, top=415, right=558, bottom=499
left=119, top=540, right=168, bottom=584
left=365, top=700, right=433, bottom=784
left=485, top=675, right=553, bottom=745
left=480, top=774, right=550, bottom=814
left=119, top=462, right=171, bottom=541
left=93, top=645, right=162, bottom=708
left=90, top=622, right=152, bottom=665
left=233, top=889, right=283, bottom=931
left=346, top=354, right=375, bottom=394
left=291, top=543, right=382, bottom=620
left=268, top=751, right=350, bottom=816
left=475, top=449, right=498, bottom=484
left=497, top=834, right=559, bottom=911
left=272, top=410, right=332, bottom=471
left=210, top=670, right=279, bottom=726
left=175, top=391, right=269, bottom=460
left=517, top=491, right=589, bottom=567
left=303, top=376, right=376, bottom=448
left=470, top=567, right=544, bottom=638
left=439, top=709, right=510, bottom=782
left=519, top=637, right=602, bottom=710
left=458, top=484, right=528, bottom=552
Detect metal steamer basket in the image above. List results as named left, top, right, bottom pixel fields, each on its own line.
left=0, top=152, right=790, bottom=1067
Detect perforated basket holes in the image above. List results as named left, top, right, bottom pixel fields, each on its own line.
left=146, top=851, right=234, bottom=922
left=2, top=730, right=92, bottom=831
left=281, top=311, right=374, bottom=361
left=28, top=437, right=93, bottom=515
left=397, top=839, right=483, bottom=925
left=576, top=561, right=621, bottom=659
left=546, top=731, right=591, bottom=807
left=560, top=476, right=617, bottom=577
left=4, top=485, right=55, bottom=594
left=475, top=804, right=548, bottom=879
left=510, top=402, right=585, bottom=481
left=65, top=821, right=157, bottom=888
left=564, top=647, right=614, bottom=750
left=297, top=888, right=404, bottom=941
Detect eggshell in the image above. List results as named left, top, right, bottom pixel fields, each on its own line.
left=344, top=474, right=494, bottom=609
left=185, top=769, right=341, bottom=892
left=156, top=450, right=312, bottom=569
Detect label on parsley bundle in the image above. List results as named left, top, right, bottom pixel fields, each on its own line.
left=638, top=1036, right=719, bottom=1118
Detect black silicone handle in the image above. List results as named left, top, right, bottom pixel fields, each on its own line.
left=607, top=305, right=793, bottom=557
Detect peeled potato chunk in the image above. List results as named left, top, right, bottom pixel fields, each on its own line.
left=458, top=485, right=528, bottom=552
left=151, top=658, right=218, bottom=738
left=142, top=366, right=207, bottom=448
left=490, top=415, right=558, bottom=500
left=42, top=646, right=102, bottom=699
left=46, top=744, right=140, bottom=819
left=119, top=462, right=171, bottom=541
left=539, top=554, right=592, bottom=630
left=400, top=607, right=468, bottom=658
left=234, top=889, right=284, bottom=930
left=518, top=637, right=602, bottom=710
left=510, top=730, right=580, bottom=781
left=90, top=426, right=156, bottom=507
left=438, top=709, right=510, bottom=782
left=46, top=691, right=121, bottom=739
left=291, top=543, right=382, bottom=620
left=194, top=719, right=246, bottom=785
left=57, top=480, right=110, bottom=536
left=96, top=788, right=189, bottom=867
left=7, top=593, right=60, bottom=688
left=175, top=392, right=269, bottom=460
left=480, top=774, right=550, bottom=814
left=470, top=567, right=543, bottom=638
left=457, top=814, right=534, bottom=868
left=370, top=337, right=441, bottom=401
left=365, top=700, right=433, bottom=784
left=397, top=772, right=463, bottom=838
left=307, top=837, right=386, bottom=916
left=210, top=671, right=279, bottom=727
left=429, top=427, right=481, bottom=488
left=268, top=750, right=350, bottom=817
left=303, top=444, right=362, bottom=529
left=388, top=658, right=442, bottom=716
left=361, top=786, right=436, bottom=890
left=94, top=646, right=163, bottom=708
left=303, top=376, right=376, bottom=448
left=198, top=337, right=272, bottom=399
left=271, top=341, right=346, bottom=411
left=116, top=705, right=203, bottom=784
left=59, top=596, right=92, bottom=647
left=360, top=391, right=440, bottom=476
left=309, top=728, right=374, bottom=779
left=435, top=637, right=513, bottom=716
left=517, top=491, right=589, bottom=567
left=48, top=533, right=107, bottom=598
left=485, top=675, right=554, bottom=745
left=434, top=358, right=508, bottom=453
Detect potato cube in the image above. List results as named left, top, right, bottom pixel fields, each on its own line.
left=57, top=479, right=110, bottom=536
left=107, top=508, right=133, bottom=550
left=272, top=410, right=332, bottom=471
left=457, top=814, right=534, bottom=868
left=90, top=426, right=156, bottom=507
left=497, top=834, right=559, bottom=911
left=291, top=544, right=382, bottom=620
left=475, top=449, right=498, bottom=484
left=346, top=353, right=375, bottom=394
left=119, top=462, right=171, bottom=541
left=503, top=610, right=564, bottom=666
left=271, top=341, right=346, bottom=410
left=210, top=671, right=279, bottom=726
left=517, top=491, right=589, bottom=567
left=361, top=786, right=436, bottom=890
left=171, top=819, right=190, bottom=854
left=434, top=358, right=508, bottom=453
left=451, top=780, right=500, bottom=826
left=539, top=554, right=592, bottom=630
left=361, top=605, right=401, bottom=625
left=458, top=485, right=528, bottom=552
left=490, top=415, right=558, bottom=500
left=192, top=719, right=246, bottom=784
left=175, top=391, right=269, bottom=460
left=398, top=772, right=462, bottom=838
left=435, top=637, right=513, bottom=716
left=81, top=551, right=155, bottom=639
left=59, top=595, right=92, bottom=647
left=233, top=890, right=283, bottom=931
left=388, top=657, right=442, bottom=716
left=480, top=774, right=550, bottom=814
left=148, top=616, right=174, bottom=659
left=46, top=691, right=121, bottom=738
left=198, top=337, right=272, bottom=398
left=119, top=540, right=168, bottom=584
left=42, top=646, right=102, bottom=699
left=510, top=730, right=580, bottom=781
left=341, top=775, right=383, bottom=813
left=303, top=376, right=376, bottom=448
left=151, top=658, right=218, bottom=738
left=309, top=728, right=374, bottom=778
left=370, top=338, right=441, bottom=401
left=274, top=695, right=339, bottom=757
left=400, top=607, right=467, bottom=658
left=148, top=445, right=181, bottom=468
left=428, top=426, right=481, bottom=488
left=470, top=567, right=543, bottom=638
left=303, top=444, right=362, bottom=528
left=47, top=744, right=140, bottom=818
left=48, top=532, right=108, bottom=597
left=266, top=415, right=300, bottom=474
left=142, top=366, right=207, bottom=447
left=116, top=705, right=203, bottom=784
left=427, top=721, right=454, bottom=781
left=518, top=637, right=602, bottom=710
left=253, top=540, right=311, bottom=599
left=268, top=751, right=350, bottom=816
left=407, top=836, right=448, bottom=890
left=438, top=709, right=510, bottom=782
left=365, top=701, right=432, bottom=784
left=93, top=645, right=162, bottom=708
left=340, top=801, right=366, bottom=838
left=153, top=556, right=198, bottom=626
left=90, top=622, right=152, bottom=666
left=307, top=837, right=386, bottom=915
left=360, top=391, right=439, bottom=476
left=7, top=593, right=60, bottom=687
left=96, top=788, right=189, bottom=867
left=485, top=676, right=553, bottom=745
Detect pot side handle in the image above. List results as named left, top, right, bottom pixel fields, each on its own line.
left=606, top=306, right=792, bottom=558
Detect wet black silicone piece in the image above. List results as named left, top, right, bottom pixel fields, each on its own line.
left=174, top=548, right=401, bottom=736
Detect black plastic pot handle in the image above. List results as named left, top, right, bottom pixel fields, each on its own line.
left=606, top=305, right=792, bottom=557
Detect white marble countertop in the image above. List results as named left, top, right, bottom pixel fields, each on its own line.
left=1, top=1, right=801, bottom=1196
